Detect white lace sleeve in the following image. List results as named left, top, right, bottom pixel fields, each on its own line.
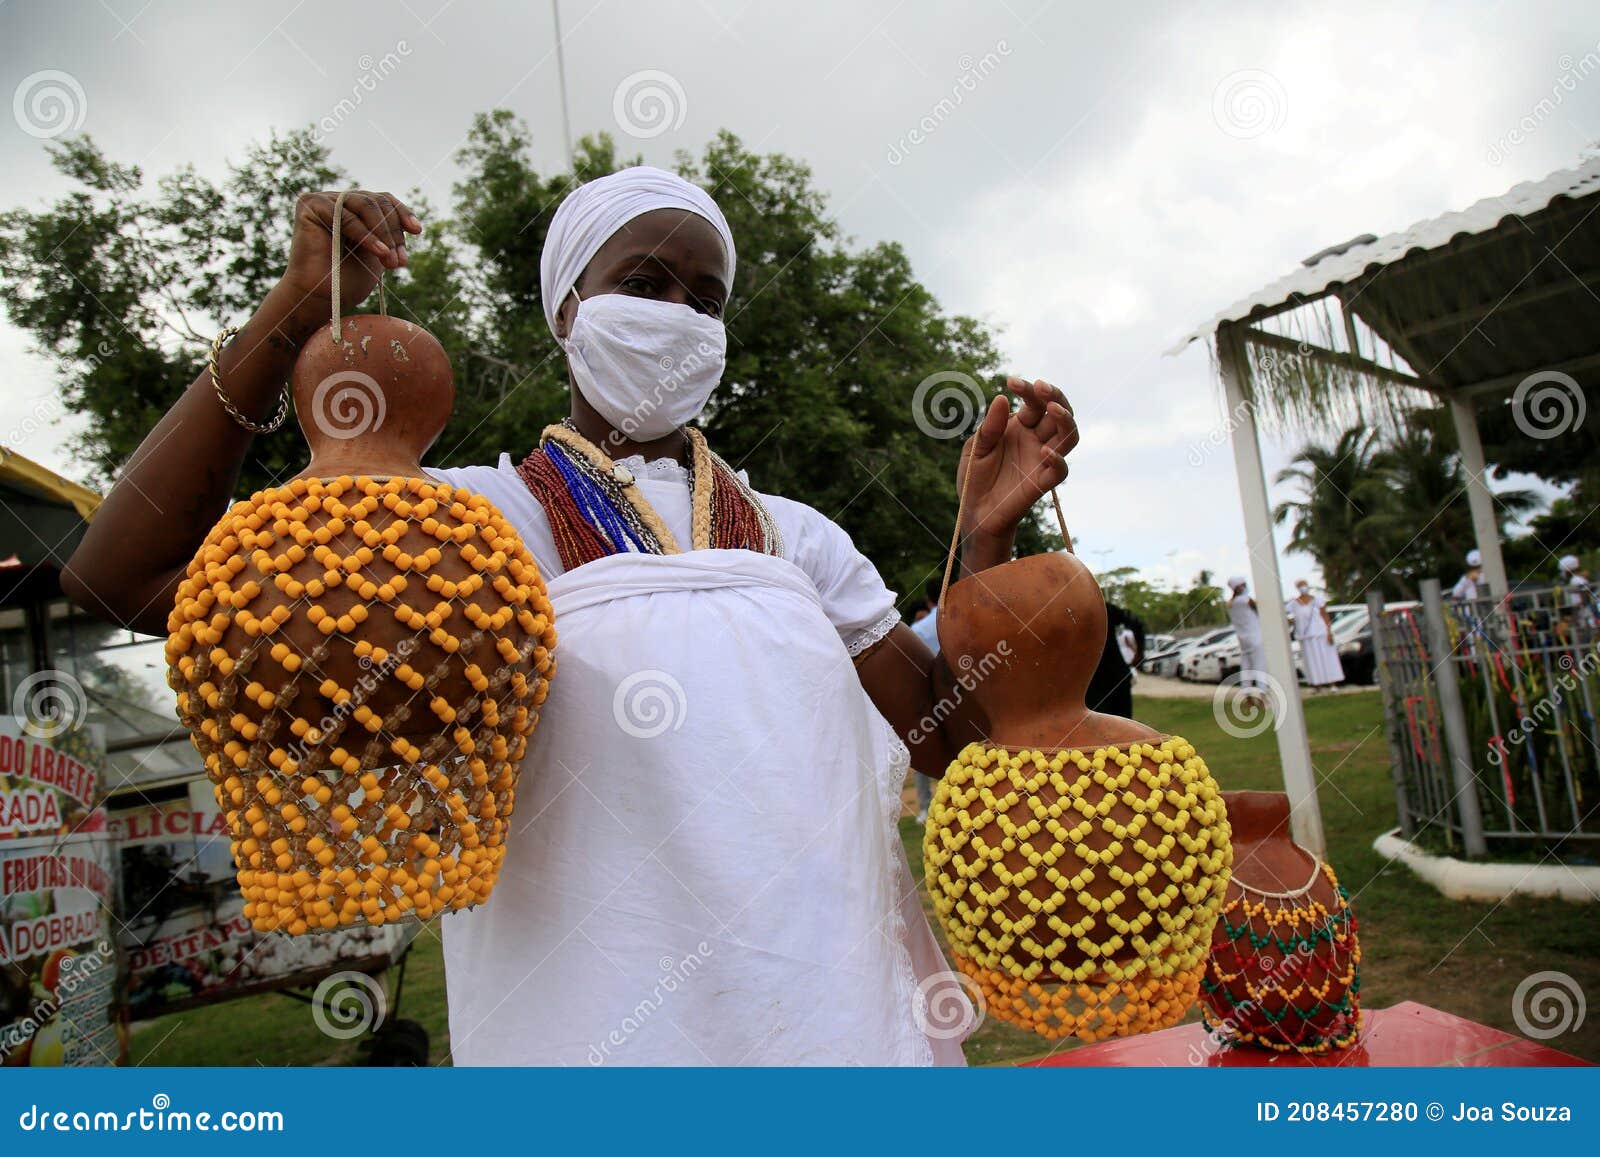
left=759, top=494, right=901, bottom=654
left=845, top=608, right=903, bottom=657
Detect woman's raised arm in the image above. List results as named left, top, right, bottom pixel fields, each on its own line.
left=62, top=190, right=421, bottom=635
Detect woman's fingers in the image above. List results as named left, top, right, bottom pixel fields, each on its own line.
left=970, top=393, right=1009, bottom=459
left=319, top=191, right=412, bottom=268
left=1045, top=400, right=1080, bottom=455
left=382, top=192, right=423, bottom=235
left=356, top=192, right=408, bottom=266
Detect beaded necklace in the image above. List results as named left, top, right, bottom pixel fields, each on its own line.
left=516, top=420, right=784, bottom=571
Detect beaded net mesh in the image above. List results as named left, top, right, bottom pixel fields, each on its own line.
left=166, top=475, right=557, bottom=934
left=924, top=737, right=1232, bottom=1042
left=1200, top=862, right=1362, bottom=1053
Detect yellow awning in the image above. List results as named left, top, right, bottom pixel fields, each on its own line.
left=0, top=448, right=103, bottom=521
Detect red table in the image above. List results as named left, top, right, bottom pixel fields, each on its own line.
left=1017, top=1002, right=1591, bottom=1067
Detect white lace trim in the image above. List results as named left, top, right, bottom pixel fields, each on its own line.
left=875, top=722, right=936, bottom=1067
left=846, top=608, right=902, bottom=658
left=614, top=453, right=691, bottom=483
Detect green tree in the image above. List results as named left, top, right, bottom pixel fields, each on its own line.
left=1364, top=423, right=1536, bottom=593
left=1273, top=419, right=1539, bottom=599
left=1273, top=427, right=1395, bottom=598
left=1, top=117, right=1045, bottom=604
left=1095, top=566, right=1227, bottom=634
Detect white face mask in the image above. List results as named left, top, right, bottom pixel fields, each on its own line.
left=560, top=291, right=727, bottom=440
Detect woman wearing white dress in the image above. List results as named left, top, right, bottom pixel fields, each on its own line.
left=1289, top=579, right=1343, bottom=688
left=62, top=170, right=1082, bottom=1065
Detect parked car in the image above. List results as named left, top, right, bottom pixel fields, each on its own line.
left=1145, top=630, right=1221, bottom=678
left=1330, top=600, right=1419, bottom=685
left=1176, top=628, right=1237, bottom=680
left=1184, top=631, right=1244, bottom=683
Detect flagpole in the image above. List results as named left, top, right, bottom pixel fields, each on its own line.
left=552, top=0, right=574, bottom=169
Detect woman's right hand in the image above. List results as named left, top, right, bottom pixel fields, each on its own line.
left=275, top=190, right=422, bottom=332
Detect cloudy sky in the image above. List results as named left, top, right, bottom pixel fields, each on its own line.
left=3, top=0, right=1598, bottom=596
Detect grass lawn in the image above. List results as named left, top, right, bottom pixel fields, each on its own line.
left=131, top=690, right=1600, bottom=1066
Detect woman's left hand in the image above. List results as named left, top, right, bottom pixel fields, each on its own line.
left=957, top=376, right=1078, bottom=556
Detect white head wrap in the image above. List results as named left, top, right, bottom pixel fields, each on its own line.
left=1561, top=554, right=1581, bottom=573
left=1466, top=549, right=1482, bottom=567
left=539, top=165, right=736, bottom=338
left=1226, top=575, right=1248, bottom=591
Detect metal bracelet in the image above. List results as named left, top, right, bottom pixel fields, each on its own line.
left=209, top=326, right=290, bottom=434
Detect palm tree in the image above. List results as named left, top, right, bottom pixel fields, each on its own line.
left=1363, top=424, right=1537, bottom=593
left=1273, top=427, right=1397, bottom=598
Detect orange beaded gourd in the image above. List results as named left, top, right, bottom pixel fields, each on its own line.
left=924, top=552, right=1232, bottom=1042
left=166, top=314, right=557, bottom=934
left=1199, top=791, right=1361, bottom=1053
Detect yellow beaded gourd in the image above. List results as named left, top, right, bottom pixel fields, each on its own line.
left=166, top=473, right=557, bottom=934
left=924, top=736, right=1232, bottom=1041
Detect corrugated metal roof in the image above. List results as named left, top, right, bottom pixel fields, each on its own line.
left=1169, top=157, right=1600, bottom=356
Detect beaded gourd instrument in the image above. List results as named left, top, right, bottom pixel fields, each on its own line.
left=167, top=199, right=556, bottom=934
left=1199, top=791, right=1362, bottom=1052
left=923, top=478, right=1231, bottom=1042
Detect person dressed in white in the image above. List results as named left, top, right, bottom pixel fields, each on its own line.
left=423, top=169, right=1083, bottom=1065
left=1289, top=579, right=1343, bottom=688
left=63, top=173, right=1082, bottom=1066
left=1450, top=549, right=1484, bottom=602
left=1226, top=576, right=1266, bottom=693
left=1117, top=623, right=1138, bottom=668
left=1560, top=554, right=1595, bottom=629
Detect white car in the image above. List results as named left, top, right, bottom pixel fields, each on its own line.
left=1174, top=628, right=1236, bottom=680
left=1183, top=631, right=1242, bottom=682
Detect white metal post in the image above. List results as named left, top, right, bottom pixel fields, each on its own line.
left=1217, top=324, right=1327, bottom=858
left=1448, top=395, right=1508, bottom=598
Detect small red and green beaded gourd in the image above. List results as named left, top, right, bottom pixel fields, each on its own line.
left=1199, top=791, right=1361, bottom=1053
left=166, top=211, right=556, bottom=935
left=924, top=548, right=1233, bottom=1042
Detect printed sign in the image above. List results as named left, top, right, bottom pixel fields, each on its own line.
left=0, top=716, right=103, bottom=841
left=0, top=830, right=122, bottom=1066
left=110, top=777, right=409, bottom=1016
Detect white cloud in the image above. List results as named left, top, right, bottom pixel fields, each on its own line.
left=2, top=0, right=1596, bottom=598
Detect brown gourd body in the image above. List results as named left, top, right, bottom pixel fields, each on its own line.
left=923, top=552, right=1232, bottom=1041
left=1200, top=791, right=1361, bottom=1052
left=166, top=316, right=557, bottom=934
